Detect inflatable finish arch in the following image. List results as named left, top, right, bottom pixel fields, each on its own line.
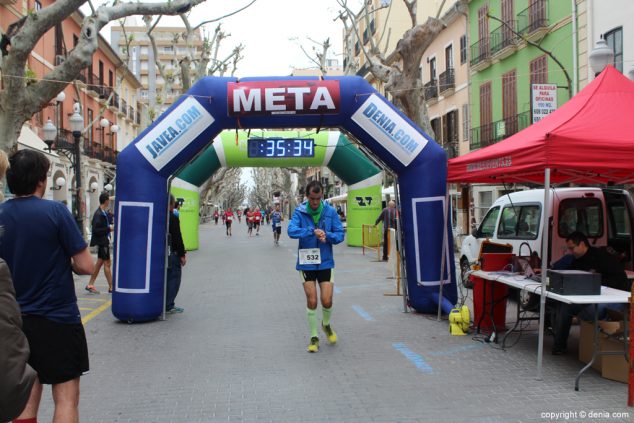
left=173, top=130, right=383, bottom=249
left=113, top=76, right=457, bottom=322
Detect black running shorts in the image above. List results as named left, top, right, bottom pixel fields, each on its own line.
left=21, top=315, right=89, bottom=384
left=301, top=269, right=333, bottom=283
left=97, top=244, right=110, bottom=260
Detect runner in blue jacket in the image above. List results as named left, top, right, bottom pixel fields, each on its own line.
left=288, top=181, right=345, bottom=353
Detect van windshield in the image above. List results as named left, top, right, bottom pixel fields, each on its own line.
left=478, top=206, right=500, bottom=238
left=557, top=198, right=603, bottom=238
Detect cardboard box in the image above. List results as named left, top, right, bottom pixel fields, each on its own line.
left=578, top=321, right=601, bottom=371
left=600, top=336, right=628, bottom=384
left=578, top=320, right=628, bottom=383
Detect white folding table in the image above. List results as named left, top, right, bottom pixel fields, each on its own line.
left=471, top=270, right=630, bottom=390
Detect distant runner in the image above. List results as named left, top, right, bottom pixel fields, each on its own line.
left=271, top=204, right=283, bottom=245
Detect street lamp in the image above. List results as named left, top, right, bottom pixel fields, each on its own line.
left=588, top=37, right=614, bottom=77
left=68, top=103, right=84, bottom=230
left=43, top=102, right=85, bottom=230
left=50, top=176, right=66, bottom=191
left=90, top=181, right=100, bottom=193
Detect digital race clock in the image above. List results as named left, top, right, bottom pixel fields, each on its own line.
left=247, top=138, right=315, bottom=158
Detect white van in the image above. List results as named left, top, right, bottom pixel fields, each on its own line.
left=459, top=187, right=634, bottom=287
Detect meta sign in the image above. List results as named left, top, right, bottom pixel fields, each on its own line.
left=227, top=80, right=340, bottom=116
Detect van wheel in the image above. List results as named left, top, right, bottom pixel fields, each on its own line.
left=460, top=258, right=473, bottom=289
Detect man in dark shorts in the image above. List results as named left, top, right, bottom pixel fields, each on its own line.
left=86, top=192, right=113, bottom=293
left=288, top=181, right=345, bottom=352
left=0, top=150, right=94, bottom=422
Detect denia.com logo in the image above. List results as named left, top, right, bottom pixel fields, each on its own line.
left=144, top=105, right=203, bottom=159
left=361, top=102, right=419, bottom=154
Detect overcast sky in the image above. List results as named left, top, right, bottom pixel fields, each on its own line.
left=99, top=0, right=364, bottom=77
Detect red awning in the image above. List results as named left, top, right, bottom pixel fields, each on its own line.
left=448, top=66, right=634, bottom=185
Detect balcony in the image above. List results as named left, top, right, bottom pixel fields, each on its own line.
left=128, top=106, right=135, bottom=122
left=518, top=0, right=549, bottom=42
left=100, top=86, right=112, bottom=103
left=110, top=92, right=120, bottom=111
left=470, top=37, right=491, bottom=71
left=55, top=129, right=80, bottom=151
left=86, top=73, right=100, bottom=97
left=438, top=68, right=455, bottom=96
left=119, top=99, right=128, bottom=117
left=424, top=80, right=438, bottom=103
left=84, top=141, right=104, bottom=161
left=490, top=21, right=518, bottom=60
left=103, top=147, right=117, bottom=165
left=469, top=111, right=531, bottom=150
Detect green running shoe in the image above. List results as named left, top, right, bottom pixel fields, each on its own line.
left=321, top=322, right=337, bottom=344
left=307, top=336, right=319, bottom=353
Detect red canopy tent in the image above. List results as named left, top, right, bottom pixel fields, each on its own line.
left=446, top=65, right=634, bottom=382
left=448, top=66, right=634, bottom=185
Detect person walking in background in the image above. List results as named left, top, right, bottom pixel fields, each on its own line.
left=0, top=149, right=94, bottom=423
left=271, top=203, right=283, bottom=245
left=254, top=206, right=262, bottom=236
left=213, top=209, right=219, bottom=225
left=237, top=208, right=242, bottom=224
left=166, top=195, right=187, bottom=314
left=288, top=181, right=345, bottom=353
left=225, top=207, right=234, bottom=236
left=246, top=207, right=254, bottom=236
left=0, top=150, right=37, bottom=423
left=86, top=192, right=113, bottom=294
left=375, top=200, right=398, bottom=261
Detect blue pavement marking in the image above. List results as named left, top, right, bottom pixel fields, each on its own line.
left=392, top=343, right=433, bottom=374
left=427, top=343, right=485, bottom=356
left=351, top=304, right=374, bottom=321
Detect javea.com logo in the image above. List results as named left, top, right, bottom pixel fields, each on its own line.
left=136, top=97, right=215, bottom=171
left=351, top=94, right=427, bottom=166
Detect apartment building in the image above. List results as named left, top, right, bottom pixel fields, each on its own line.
left=467, top=0, right=573, bottom=227
left=110, top=24, right=204, bottom=114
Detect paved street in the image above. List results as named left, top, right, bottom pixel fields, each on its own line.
left=35, top=221, right=632, bottom=422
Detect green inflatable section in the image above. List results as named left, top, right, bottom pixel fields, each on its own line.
left=174, top=131, right=382, bottom=249
left=170, top=180, right=201, bottom=251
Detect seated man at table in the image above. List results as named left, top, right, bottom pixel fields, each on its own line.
left=550, top=231, right=629, bottom=355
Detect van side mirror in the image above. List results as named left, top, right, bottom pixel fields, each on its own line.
left=471, top=228, right=478, bottom=237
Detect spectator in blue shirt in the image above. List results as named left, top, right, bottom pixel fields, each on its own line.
left=0, top=149, right=94, bottom=423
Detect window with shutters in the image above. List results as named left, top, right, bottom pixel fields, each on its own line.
left=480, top=82, right=492, bottom=145
left=501, top=0, right=515, bottom=46
left=460, top=35, right=467, bottom=64
left=462, top=104, right=469, bottom=141
left=529, top=55, right=548, bottom=85
left=502, top=70, right=517, bottom=136
left=478, top=5, right=489, bottom=59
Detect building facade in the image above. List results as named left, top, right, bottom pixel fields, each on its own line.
left=466, top=0, right=573, bottom=227
left=110, top=24, right=204, bottom=115
left=0, top=2, right=145, bottom=233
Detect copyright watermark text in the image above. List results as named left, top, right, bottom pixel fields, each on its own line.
left=541, top=410, right=630, bottom=420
